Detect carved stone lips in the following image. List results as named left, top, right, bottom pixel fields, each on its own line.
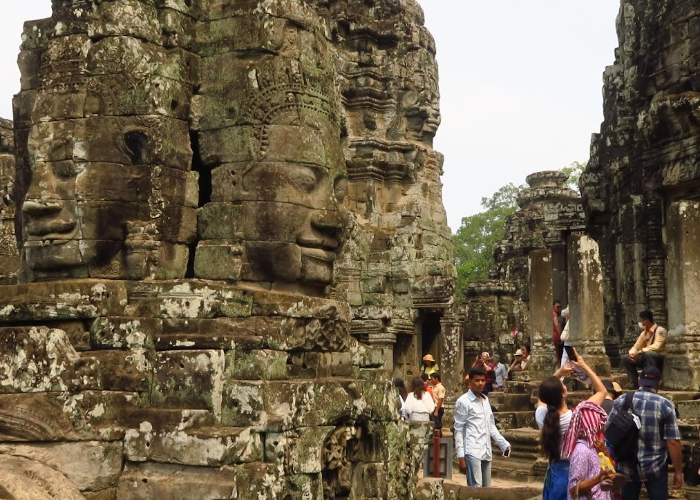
left=24, top=221, right=78, bottom=246
left=300, top=247, right=336, bottom=262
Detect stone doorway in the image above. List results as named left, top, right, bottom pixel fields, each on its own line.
left=418, top=310, right=442, bottom=366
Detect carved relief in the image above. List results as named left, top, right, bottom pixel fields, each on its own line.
left=0, top=455, right=85, bottom=500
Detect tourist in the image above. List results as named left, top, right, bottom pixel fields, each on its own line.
left=472, top=352, right=495, bottom=394
left=404, top=376, right=435, bottom=422
left=536, top=348, right=607, bottom=500
left=563, top=401, right=616, bottom=499
left=430, top=372, right=446, bottom=429
left=552, top=299, right=563, bottom=364
left=601, top=380, right=623, bottom=415
left=421, top=372, right=436, bottom=403
left=559, top=307, right=571, bottom=366
left=509, top=344, right=530, bottom=373
left=607, top=366, right=682, bottom=499
left=420, top=354, right=439, bottom=377
left=508, top=348, right=524, bottom=379
left=622, top=310, right=667, bottom=389
left=492, top=355, right=507, bottom=391
left=394, top=378, right=408, bottom=420
left=454, top=366, right=511, bottom=487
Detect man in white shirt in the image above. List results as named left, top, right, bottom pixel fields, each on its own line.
left=454, top=366, right=511, bottom=487
left=492, top=355, right=507, bottom=390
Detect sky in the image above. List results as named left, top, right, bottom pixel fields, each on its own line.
left=0, top=1, right=620, bottom=232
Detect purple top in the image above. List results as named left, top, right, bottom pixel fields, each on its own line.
left=567, top=441, right=611, bottom=500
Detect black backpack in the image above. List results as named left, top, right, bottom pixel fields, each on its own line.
left=604, top=391, right=639, bottom=463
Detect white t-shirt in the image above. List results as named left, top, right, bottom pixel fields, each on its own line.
left=535, top=406, right=572, bottom=452
left=404, top=391, right=436, bottom=422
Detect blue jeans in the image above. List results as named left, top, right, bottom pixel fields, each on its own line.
left=543, top=459, right=569, bottom=500
left=621, top=466, right=669, bottom=500
left=465, top=455, right=492, bottom=487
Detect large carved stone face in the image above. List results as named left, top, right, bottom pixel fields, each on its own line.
left=400, top=52, right=441, bottom=144
left=196, top=13, right=348, bottom=293
left=239, top=160, right=346, bottom=288
left=20, top=120, right=147, bottom=274
left=19, top=114, right=190, bottom=278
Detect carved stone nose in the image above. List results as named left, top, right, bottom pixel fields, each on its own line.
left=22, top=200, right=63, bottom=216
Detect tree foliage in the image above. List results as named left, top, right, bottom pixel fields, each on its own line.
left=452, top=161, right=587, bottom=301
left=452, top=183, right=520, bottom=300
left=560, top=161, right=586, bottom=192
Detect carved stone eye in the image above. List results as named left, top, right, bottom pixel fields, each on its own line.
left=290, top=168, right=318, bottom=193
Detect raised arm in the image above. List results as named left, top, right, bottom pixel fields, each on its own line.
left=569, top=348, right=606, bottom=406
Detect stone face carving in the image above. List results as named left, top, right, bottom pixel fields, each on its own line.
left=2, top=0, right=454, bottom=497
left=193, top=0, right=347, bottom=293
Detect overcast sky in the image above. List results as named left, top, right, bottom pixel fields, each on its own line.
left=0, top=1, right=620, bottom=232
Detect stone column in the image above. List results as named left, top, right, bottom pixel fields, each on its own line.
left=439, top=309, right=464, bottom=430
left=528, top=249, right=555, bottom=378
left=367, top=331, right=396, bottom=374
left=664, top=201, right=700, bottom=390
left=566, top=235, right=610, bottom=375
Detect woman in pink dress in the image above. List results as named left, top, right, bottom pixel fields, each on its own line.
left=562, top=401, right=617, bottom=499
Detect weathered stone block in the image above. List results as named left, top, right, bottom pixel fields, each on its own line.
left=151, top=350, right=224, bottom=418
left=193, top=241, right=242, bottom=280
left=125, top=424, right=262, bottom=466
left=0, top=441, right=123, bottom=491
left=87, top=350, right=154, bottom=392
left=91, top=317, right=161, bottom=350
left=198, top=202, right=243, bottom=240
left=116, top=462, right=273, bottom=500
left=225, top=349, right=288, bottom=380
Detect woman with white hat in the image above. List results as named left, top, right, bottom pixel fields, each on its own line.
left=420, top=354, right=439, bottom=377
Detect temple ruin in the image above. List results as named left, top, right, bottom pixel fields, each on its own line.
left=3, top=0, right=700, bottom=498
left=0, top=0, right=457, bottom=498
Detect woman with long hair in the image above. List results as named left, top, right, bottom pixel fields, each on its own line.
left=394, top=378, right=408, bottom=420
left=404, top=376, right=435, bottom=422
left=536, top=347, right=607, bottom=500
left=562, top=401, right=620, bottom=499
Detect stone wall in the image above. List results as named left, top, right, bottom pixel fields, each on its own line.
left=0, top=118, right=17, bottom=283
left=0, top=0, right=453, bottom=497
left=321, top=0, right=456, bottom=385
left=581, top=0, right=700, bottom=389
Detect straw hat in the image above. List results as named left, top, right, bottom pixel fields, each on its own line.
left=422, top=354, right=436, bottom=362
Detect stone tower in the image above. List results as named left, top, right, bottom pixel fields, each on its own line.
left=0, top=0, right=454, bottom=498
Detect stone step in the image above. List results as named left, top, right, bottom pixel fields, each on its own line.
left=489, top=392, right=533, bottom=411
left=417, top=477, right=542, bottom=500
left=504, top=381, right=538, bottom=394
left=501, top=427, right=541, bottom=460
left=494, top=410, right=536, bottom=430
left=490, top=456, right=536, bottom=482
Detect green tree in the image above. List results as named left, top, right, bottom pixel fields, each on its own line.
left=560, top=161, right=586, bottom=192
left=453, top=183, right=520, bottom=300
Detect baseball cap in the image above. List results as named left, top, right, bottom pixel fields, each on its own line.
left=602, top=379, right=623, bottom=395
left=639, top=366, right=662, bottom=387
